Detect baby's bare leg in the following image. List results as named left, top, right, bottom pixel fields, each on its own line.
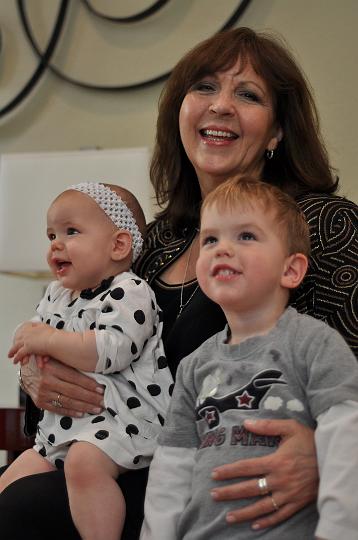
left=0, top=448, right=55, bottom=493
left=65, top=441, right=125, bottom=540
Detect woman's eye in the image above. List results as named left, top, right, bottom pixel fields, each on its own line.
left=237, top=90, right=260, bottom=103
left=191, top=81, right=216, bottom=93
left=239, top=232, right=256, bottom=241
left=67, top=227, right=79, bottom=236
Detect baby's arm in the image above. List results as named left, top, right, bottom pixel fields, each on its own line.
left=8, top=323, right=98, bottom=371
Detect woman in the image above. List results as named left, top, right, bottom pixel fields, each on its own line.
left=1, top=27, right=357, bottom=539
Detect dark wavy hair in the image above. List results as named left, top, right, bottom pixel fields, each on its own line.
left=151, top=27, right=338, bottom=228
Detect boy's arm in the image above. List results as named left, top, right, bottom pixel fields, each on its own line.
left=314, top=400, right=358, bottom=540
left=9, top=323, right=98, bottom=371
left=140, top=445, right=195, bottom=540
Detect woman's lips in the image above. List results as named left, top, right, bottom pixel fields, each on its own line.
left=200, top=128, right=238, bottom=143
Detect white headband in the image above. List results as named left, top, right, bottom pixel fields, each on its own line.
left=67, top=182, right=143, bottom=262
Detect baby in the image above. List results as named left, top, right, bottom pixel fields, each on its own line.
left=1, top=182, right=173, bottom=540
left=141, top=177, right=358, bottom=540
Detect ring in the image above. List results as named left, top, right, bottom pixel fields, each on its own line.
left=52, top=393, right=63, bottom=408
left=270, top=495, right=279, bottom=511
left=257, top=476, right=270, bottom=495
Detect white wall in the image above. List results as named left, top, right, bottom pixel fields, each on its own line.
left=0, top=1, right=357, bottom=411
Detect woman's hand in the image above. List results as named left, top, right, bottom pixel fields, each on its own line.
left=20, top=355, right=105, bottom=418
left=210, top=418, right=318, bottom=530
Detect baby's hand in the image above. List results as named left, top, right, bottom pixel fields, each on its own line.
left=8, top=323, right=56, bottom=364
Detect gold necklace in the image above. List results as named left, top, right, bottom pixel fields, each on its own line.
left=177, top=238, right=199, bottom=319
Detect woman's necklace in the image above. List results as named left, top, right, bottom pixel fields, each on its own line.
left=177, top=238, right=199, bottom=319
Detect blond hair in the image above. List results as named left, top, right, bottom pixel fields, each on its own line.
left=201, top=177, right=310, bottom=257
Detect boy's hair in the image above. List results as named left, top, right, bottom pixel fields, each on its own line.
left=201, top=177, right=311, bottom=257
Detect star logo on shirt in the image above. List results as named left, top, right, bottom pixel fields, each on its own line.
left=236, top=390, right=255, bottom=408
left=204, top=409, right=218, bottom=427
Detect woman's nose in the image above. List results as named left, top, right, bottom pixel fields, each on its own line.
left=209, top=90, right=235, bottom=116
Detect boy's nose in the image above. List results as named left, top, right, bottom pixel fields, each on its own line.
left=215, top=241, right=233, bottom=257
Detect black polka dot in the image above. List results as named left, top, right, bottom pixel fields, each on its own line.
left=107, top=407, right=117, bottom=417
left=46, top=319, right=51, bottom=325
left=48, top=434, right=55, bottom=445
left=169, top=383, right=174, bottom=396
left=91, top=415, right=105, bottom=423
left=54, top=313, right=62, bottom=318
left=90, top=322, right=96, bottom=330
left=133, top=455, right=142, bottom=465
left=131, top=342, right=138, bottom=355
left=113, top=325, right=123, bottom=332
left=127, top=397, right=141, bottom=409
left=132, top=357, right=140, bottom=362
left=158, top=414, right=165, bottom=426
left=151, top=300, right=155, bottom=310
left=47, top=295, right=51, bottom=302
left=134, top=310, right=145, bottom=324
left=99, top=324, right=106, bottom=330
left=105, top=358, right=112, bottom=369
left=95, top=430, right=109, bottom=440
left=126, top=424, right=139, bottom=437
left=132, top=279, right=141, bottom=286
left=78, top=309, right=85, bottom=318
left=60, top=417, right=73, bottom=430
left=100, top=291, right=110, bottom=301
left=39, top=446, right=47, bottom=457
left=56, top=321, right=65, bottom=329
left=110, top=287, right=125, bottom=300
left=157, top=356, right=168, bottom=369
left=147, top=384, right=161, bottom=396
left=158, top=310, right=163, bottom=322
left=68, top=298, right=77, bottom=307
left=101, top=305, right=113, bottom=313
left=127, top=380, right=136, bottom=390
left=55, top=459, right=64, bottom=470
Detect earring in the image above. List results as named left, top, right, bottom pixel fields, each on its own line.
left=266, top=149, right=274, bottom=160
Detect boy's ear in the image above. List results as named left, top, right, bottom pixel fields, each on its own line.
left=281, top=253, right=308, bottom=289
left=111, top=230, right=132, bottom=261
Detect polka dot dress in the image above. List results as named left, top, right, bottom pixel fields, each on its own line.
left=33, top=272, right=173, bottom=470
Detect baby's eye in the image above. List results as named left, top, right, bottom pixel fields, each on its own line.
left=47, top=233, right=56, bottom=241
left=239, top=231, right=256, bottom=241
left=202, top=235, right=217, bottom=246
left=67, top=227, right=79, bottom=236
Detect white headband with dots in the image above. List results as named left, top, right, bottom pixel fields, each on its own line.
left=68, top=182, right=143, bottom=262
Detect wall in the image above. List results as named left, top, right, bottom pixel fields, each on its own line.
left=0, top=0, right=357, bottom=459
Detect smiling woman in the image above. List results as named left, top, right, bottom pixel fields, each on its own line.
left=179, top=59, right=282, bottom=195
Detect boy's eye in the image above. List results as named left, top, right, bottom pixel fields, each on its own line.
left=48, top=233, right=56, bottom=241
left=202, top=235, right=217, bottom=246
left=67, top=227, right=79, bottom=235
left=239, top=231, right=256, bottom=241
